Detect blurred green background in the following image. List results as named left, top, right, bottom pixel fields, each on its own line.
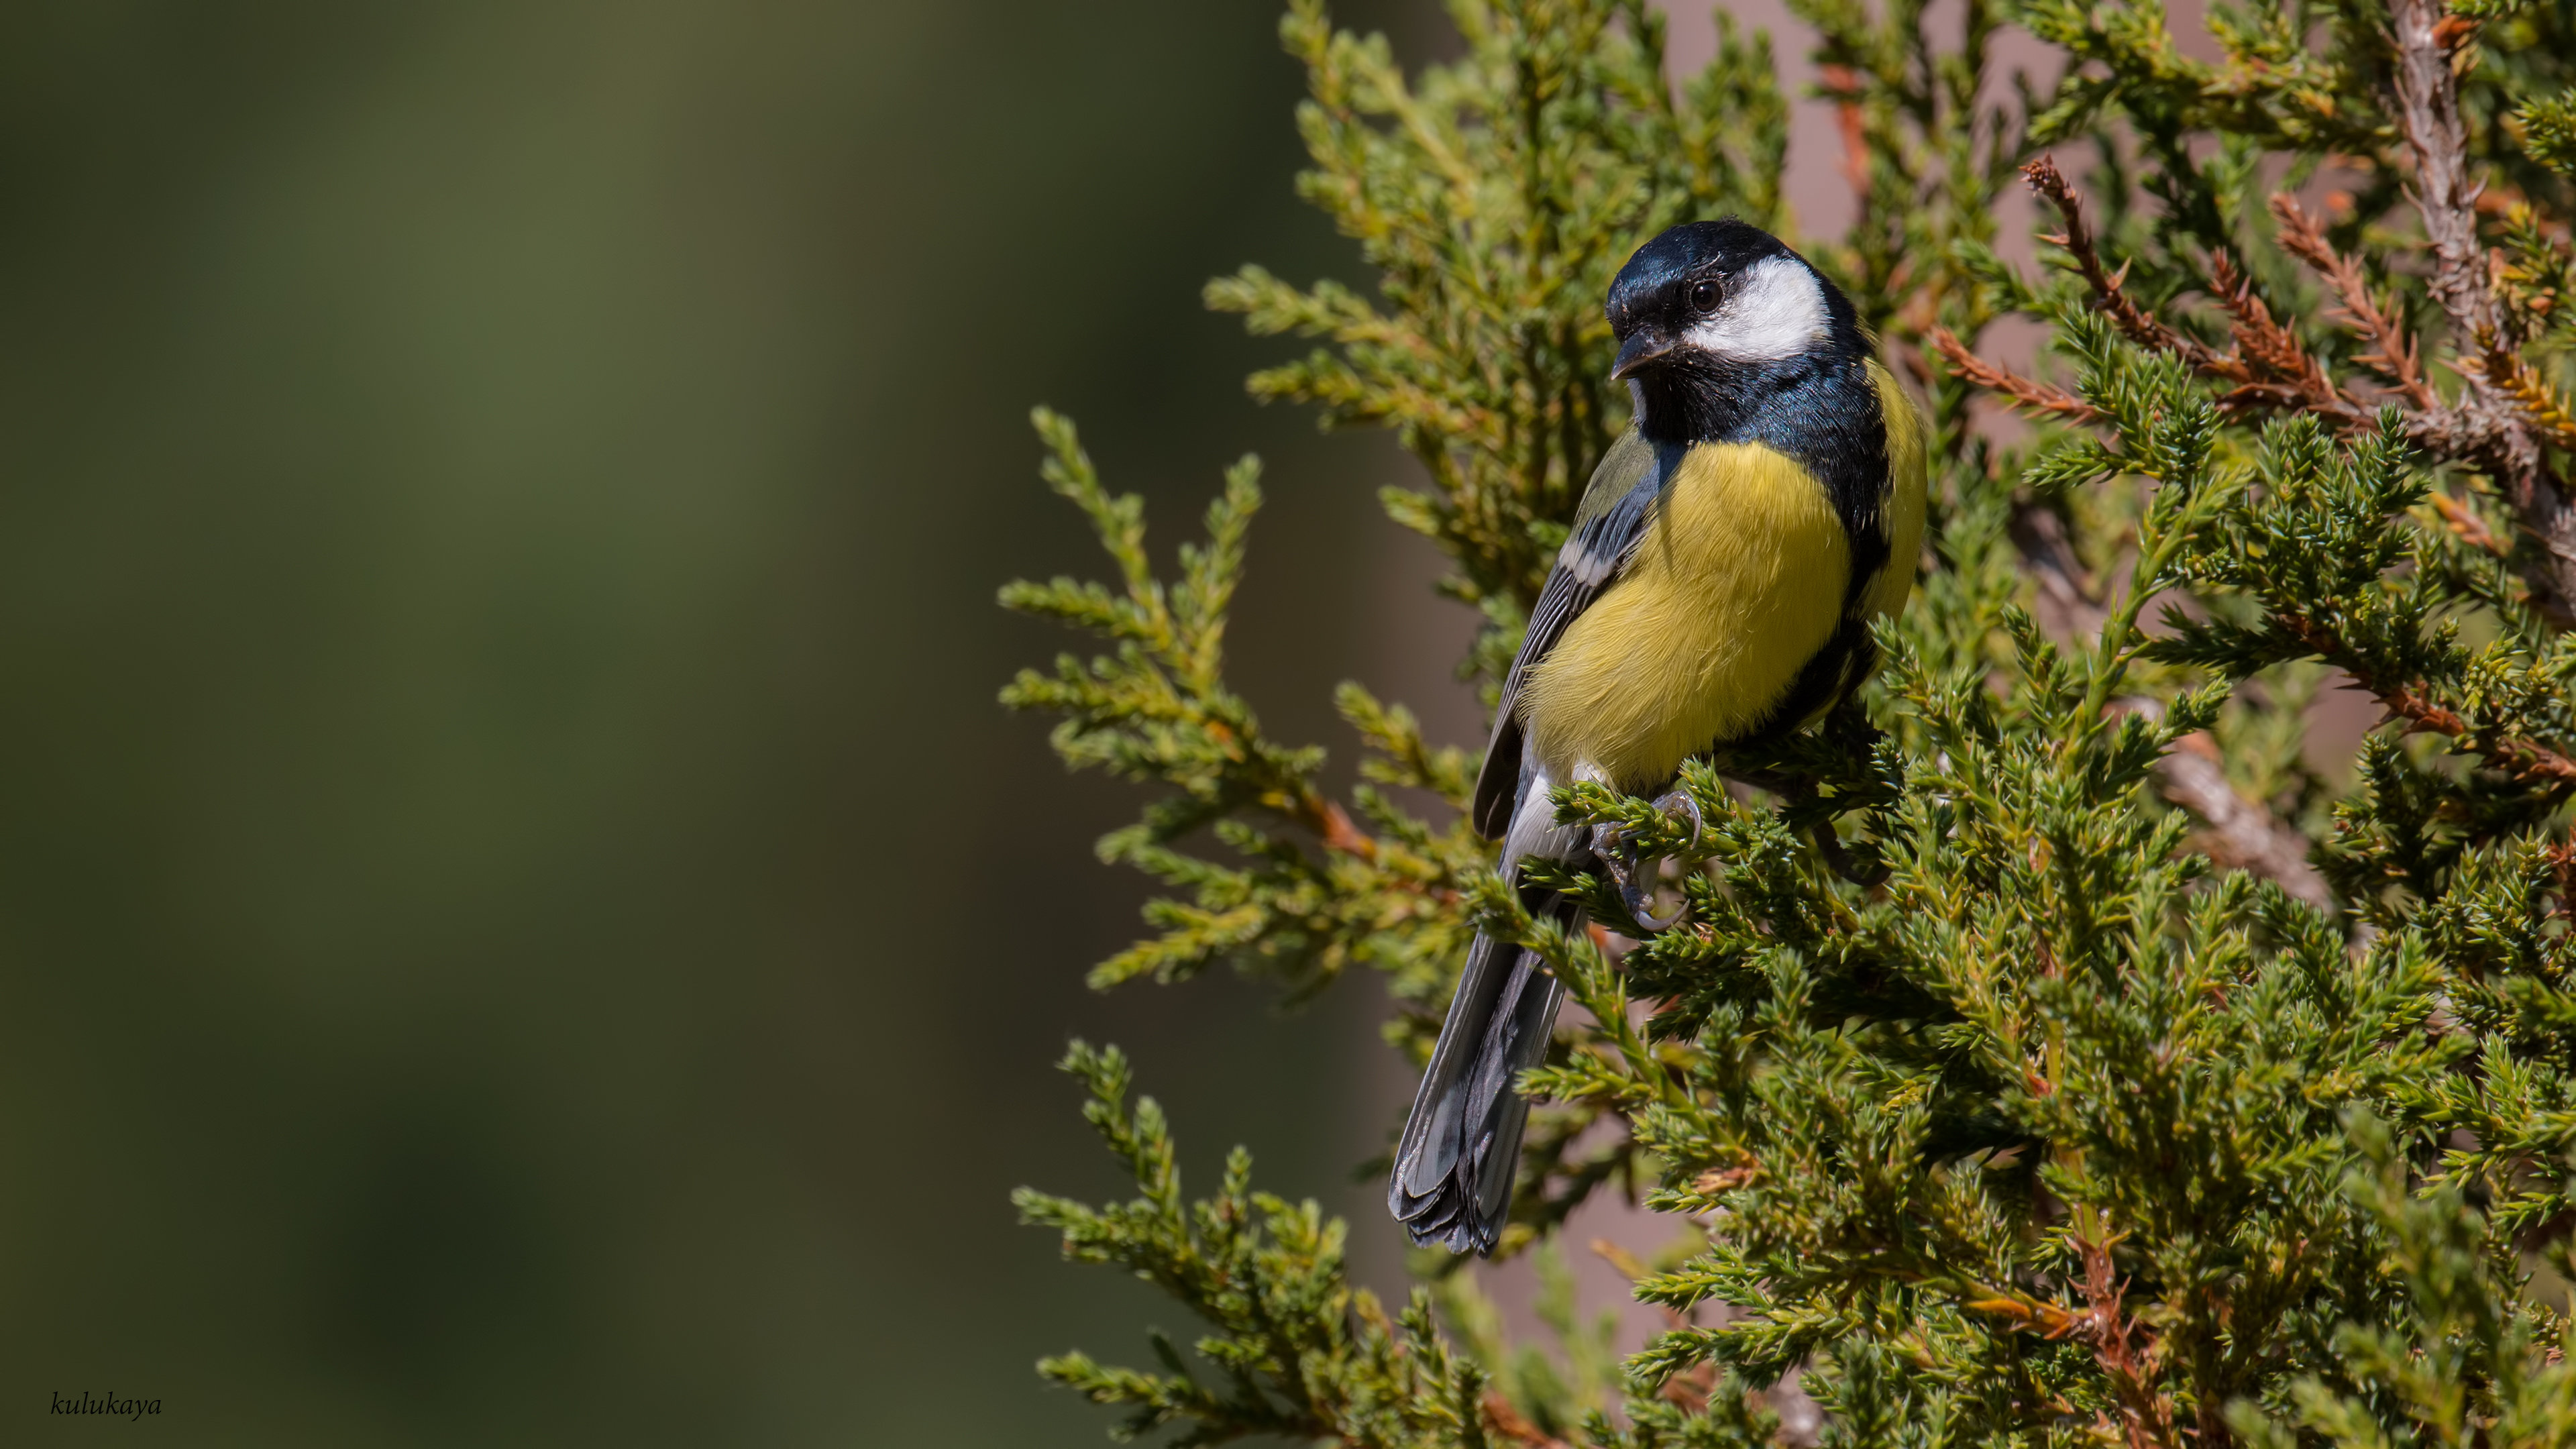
left=0, top=0, right=1459, bottom=1442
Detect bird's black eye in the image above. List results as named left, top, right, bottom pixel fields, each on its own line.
left=1688, top=278, right=1722, bottom=315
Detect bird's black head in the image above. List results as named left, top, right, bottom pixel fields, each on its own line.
left=1605, top=219, right=1860, bottom=444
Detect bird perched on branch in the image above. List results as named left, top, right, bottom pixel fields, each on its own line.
left=1389, top=220, right=1927, bottom=1254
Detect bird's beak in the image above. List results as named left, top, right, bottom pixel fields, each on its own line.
left=1611, top=329, right=1676, bottom=380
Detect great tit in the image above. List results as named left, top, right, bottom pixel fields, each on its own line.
left=1388, top=219, right=1927, bottom=1254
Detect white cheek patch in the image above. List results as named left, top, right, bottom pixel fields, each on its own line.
left=1682, top=255, right=1827, bottom=362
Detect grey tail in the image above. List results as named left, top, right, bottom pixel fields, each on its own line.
left=1386, top=892, right=1578, bottom=1254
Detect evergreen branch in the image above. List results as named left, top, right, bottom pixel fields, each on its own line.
left=2229, top=1115, right=2576, bottom=1447
left=2275, top=188, right=2576, bottom=622
left=1014, top=1, right=2576, bottom=1442
left=998, top=413, right=1355, bottom=857
left=1017, top=1043, right=1503, bottom=1448
left=2017, top=504, right=2332, bottom=906
left=2528, top=88, right=2576, bottom=179
left=2274, top=609, right=2576, bottom=788
left=1001, top=411, right=1485, bottom=1011
left=2023, top=153, right=2576, bottom=625
left=2385, top=0, right=2576, bottom=626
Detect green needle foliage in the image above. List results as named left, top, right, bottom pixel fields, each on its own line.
left=1013, top=1043, right=1496, bottom=1446
left=1001, top=0, right=2576, bottom=1442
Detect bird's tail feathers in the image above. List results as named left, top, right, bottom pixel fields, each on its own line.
left=1386, top=902, right=1574, bottom=1254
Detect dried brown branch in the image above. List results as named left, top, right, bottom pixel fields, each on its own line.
left=1931, top=327, right=2103, bottom=423
left=2019, top=162, right=2377, bottom=429
left=2208, top=252, right=2342, bottom=407
left=2148, top=725, right=2334, bottom=910
left=2270, top=195, right=2438, bottom=410
left=2025, top=156, right=2218, bottom=368
left=2202, top=250, right=2379, bottom=428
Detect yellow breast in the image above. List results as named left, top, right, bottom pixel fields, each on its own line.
left=1521, top=361, right=1924, bottom=792
left=1522, top=441, right=1849, bottom=792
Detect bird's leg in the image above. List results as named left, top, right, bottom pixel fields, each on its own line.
left=1588, top=788, right=1704, bottom=933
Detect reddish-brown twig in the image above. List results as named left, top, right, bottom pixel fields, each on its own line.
left=1931, top=327, right=2103, bottom=423
left=1820, top=65, right=1870, bottom=202
left=1482, top=1393, right=1578, bottom=1449
left=2025, top=156, right=2223, bottom=370
left=1958, top=1232, right=2182, bottom=1449
left=2208, top=251, right=2341, bottom=406
left=2018, top=161, right=2385, bottom=430
left=2270, top=194, right=2438, bottom=410
left=2071, top=1230, right=2186, bottom=1449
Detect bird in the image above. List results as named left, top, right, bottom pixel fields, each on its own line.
left=1387, top=219, right=1927, bottom=1254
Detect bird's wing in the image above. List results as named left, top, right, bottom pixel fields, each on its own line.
left=1469, top=426, right=1662, bottom=836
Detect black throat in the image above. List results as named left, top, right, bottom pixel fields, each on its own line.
left=1628, top=324, right=1886, bottom=527
left=1629, top=350, right=1835, bottom=451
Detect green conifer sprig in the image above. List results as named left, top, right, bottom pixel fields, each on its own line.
left=999, top=410, right=1484, bottom=1028
left=1015, top=1043, right=1501, bottom=1447
left=2530, top=89, right=2576, bottom=180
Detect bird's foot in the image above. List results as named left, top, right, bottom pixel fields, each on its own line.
left=1590, top=789, right=1704, bottom=933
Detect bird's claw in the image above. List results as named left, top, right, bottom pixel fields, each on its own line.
left=1589, top=789, right=1704, bottom=934
left=1651, top=788, right=1705, bottom=853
